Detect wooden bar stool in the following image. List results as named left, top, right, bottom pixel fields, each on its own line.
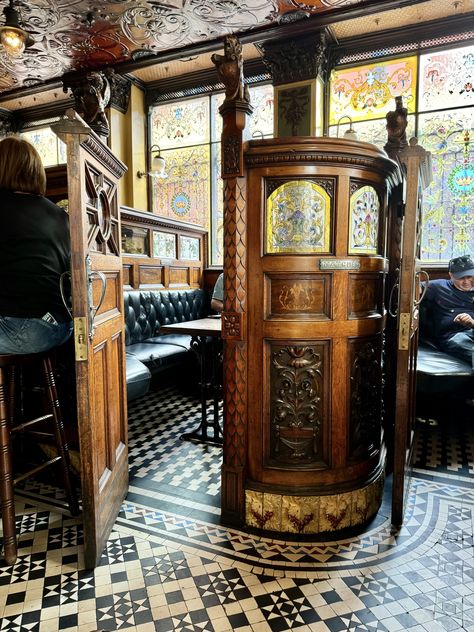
left=0, top=351, right=79, bottom=565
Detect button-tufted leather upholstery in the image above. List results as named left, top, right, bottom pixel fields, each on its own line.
left=124, top=289, right=210, bottom=401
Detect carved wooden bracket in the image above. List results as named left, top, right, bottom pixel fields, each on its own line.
left=63, top=71, right=112, bottom=139
left=259, top=30, right=333, bottom=85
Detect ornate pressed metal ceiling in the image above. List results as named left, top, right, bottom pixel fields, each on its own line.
left=0, top=0, right=435, bottom=95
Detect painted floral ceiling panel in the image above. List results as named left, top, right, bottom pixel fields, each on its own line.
left=0, top=0, right=405, bottom=94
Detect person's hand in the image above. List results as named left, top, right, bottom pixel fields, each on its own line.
left=453, top=312, right=474, bottom=327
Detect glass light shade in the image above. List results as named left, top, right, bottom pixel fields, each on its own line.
left=343, top=128, right=358, bottom=141
left=149, top=154, right=167, bottom=179
left=0, top=26, right=26, bottom=56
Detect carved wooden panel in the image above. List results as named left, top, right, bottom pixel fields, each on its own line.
left=85, top=161, right=120, bottom=256
left=139, top=265, right=165, bottom=288
left=348, top=336, right=383, bottom=461
left=265, top=273, right=331, bottom=319
left=169, top=266, right=189, bottom=286
left=348, top=273, right=383, bottom=319
left=266, top=342, right=329, bottom=469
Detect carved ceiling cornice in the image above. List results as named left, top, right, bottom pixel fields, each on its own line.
left=258, top=29, right=336, bottom=86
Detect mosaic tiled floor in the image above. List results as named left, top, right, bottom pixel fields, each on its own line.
left=1, top=384, right=474, bottom=632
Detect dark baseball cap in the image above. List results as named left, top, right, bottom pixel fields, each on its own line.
left=449, top=255, right=474, bottom=279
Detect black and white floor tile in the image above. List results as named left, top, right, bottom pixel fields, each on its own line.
left=1, top=384, right=474, bottom=632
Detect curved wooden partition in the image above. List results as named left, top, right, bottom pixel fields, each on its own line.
left=243, top=137, right=401, bottom=534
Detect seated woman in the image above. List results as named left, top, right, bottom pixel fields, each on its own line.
left=0, top=136, right=72, bottom=354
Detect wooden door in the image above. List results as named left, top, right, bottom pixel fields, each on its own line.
left=52, top=110, right=128, bottom=568
left=391, top=140, right=432, bottom=526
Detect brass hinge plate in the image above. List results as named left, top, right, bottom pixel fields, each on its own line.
left=398, top=312, right=411, bottom=350
left=74, top=316, right=88, bottom=361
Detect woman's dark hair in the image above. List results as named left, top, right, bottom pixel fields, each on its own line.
left=0, top=136, right=46, bottom=195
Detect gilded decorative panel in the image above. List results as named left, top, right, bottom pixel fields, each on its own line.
left=266, top=274, right=331, bottom=319
left=275, top=81, right=314, bottom=137
left=268, top=343, right=328, bottom=468
left=329, top=56, right=417, bottom=125
left=266, top=181, right=331, bottom=254
left=419, top=44, right=474, bottom=112
left=348, top=336, right=382, bottom=461
left=348, top=185, right=381, bottom=255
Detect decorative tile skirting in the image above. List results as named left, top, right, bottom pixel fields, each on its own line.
left=245, top=469, right=385, bottom=534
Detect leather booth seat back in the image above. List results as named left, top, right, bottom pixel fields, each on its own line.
left=124, top=289, right=210, bottom=346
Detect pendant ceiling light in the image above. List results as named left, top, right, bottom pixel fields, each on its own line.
left=0, top=0, right=34, bottom=57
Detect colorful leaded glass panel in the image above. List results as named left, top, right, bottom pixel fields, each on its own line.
left=21, top=127, right=66, bottom=167
left=349, top=186, right=380, bottom=255
left=266, top=181, right=331, bottom=254
left=329, top=56, right=417, bottom=125
left=179, top=235, right=200, bottom=260
left=152, top=146, right=210, bottom=228
left=210, top=141, right=224, bottom=265
left=328, top=115, right=415, bottom=148
left=244, top=83, right=275, bottom=140
left=151, top=96, right=210, bottom=149
left=418, top=109, right=474, bottom=261
left=153, top=231, right=176, bottom=259
left=419, top=44, right=474, bottom=112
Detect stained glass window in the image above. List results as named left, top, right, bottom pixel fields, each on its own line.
left=348, top=186, right=380, bottom=255
left=152, top=145, right=210, bottom=228
left=418, top=109, right=474, bottom=261
left=21, top=127, right=66, bottom=167
left=329, top=56, right=417, bottom=125
left=330, top=44, right=473, bottom=262
left=151, top=85, right=273, bottom=265
left=419, top=44, right=474, bottom=112
left=266, top=181, right=331, bottom=254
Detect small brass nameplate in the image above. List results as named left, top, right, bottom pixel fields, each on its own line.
left=319, top=259, right=361, bottom=270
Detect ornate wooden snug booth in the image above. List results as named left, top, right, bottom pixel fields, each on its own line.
left=223, top=136, right=401, bottom=534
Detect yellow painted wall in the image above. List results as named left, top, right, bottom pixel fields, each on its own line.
left=108, top=83, right=148, bottom=211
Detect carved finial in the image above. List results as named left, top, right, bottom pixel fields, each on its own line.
left=384, top=96, right=408, bottom=159
left=211, top=35, right=250, bottom=105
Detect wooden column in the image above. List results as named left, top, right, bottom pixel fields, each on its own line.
left=212, top=36, right=253, bottom=525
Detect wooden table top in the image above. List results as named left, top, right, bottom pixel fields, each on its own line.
left=160, top=316, right=222, bottom=337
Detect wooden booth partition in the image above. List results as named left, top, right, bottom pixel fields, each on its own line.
left=242, top=137, right=401, bottom=534
left=121, top=208, right=208, bottom=291
left=52, top=110, right=128, bottom=568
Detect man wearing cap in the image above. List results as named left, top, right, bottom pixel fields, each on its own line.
left=423, top=254, right=474, bottom=368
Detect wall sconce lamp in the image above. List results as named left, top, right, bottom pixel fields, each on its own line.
left=137, top=145, right=168, bottom=179
left=336, top=116, right=358, bottom=142
left=0, top=0, right=34, bottom=57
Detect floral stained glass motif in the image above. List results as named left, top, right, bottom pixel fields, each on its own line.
left=348, top=186, right=380, bottom=255
left=329, top=56, right=417, bottom=125
left=418, top=109, right=474, bottom=261
left=152, top=145, right=210, bottom=228
left=244, top=83, right=274, bottom=140
left=153, top=231, right=176, bottom=259
left=266, top=181, right=331, bottom=254
left=210, top=141, right=224, bottom=265
left=328, top=115, right=415, bottom=148
left=21, top=127, right=66, bottom=167
left=419, top=44, right=474, bottom=112
left=151, top=97, right=210, bottom=149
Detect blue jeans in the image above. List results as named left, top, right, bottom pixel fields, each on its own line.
left=440, top=330, right=474, bottom=369
left=0, top=316, right=73, bottom=355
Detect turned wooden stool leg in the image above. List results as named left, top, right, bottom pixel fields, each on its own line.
left=42, top=356, right=79, bottom=516
left=0, top=365, right=17, bottom=565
